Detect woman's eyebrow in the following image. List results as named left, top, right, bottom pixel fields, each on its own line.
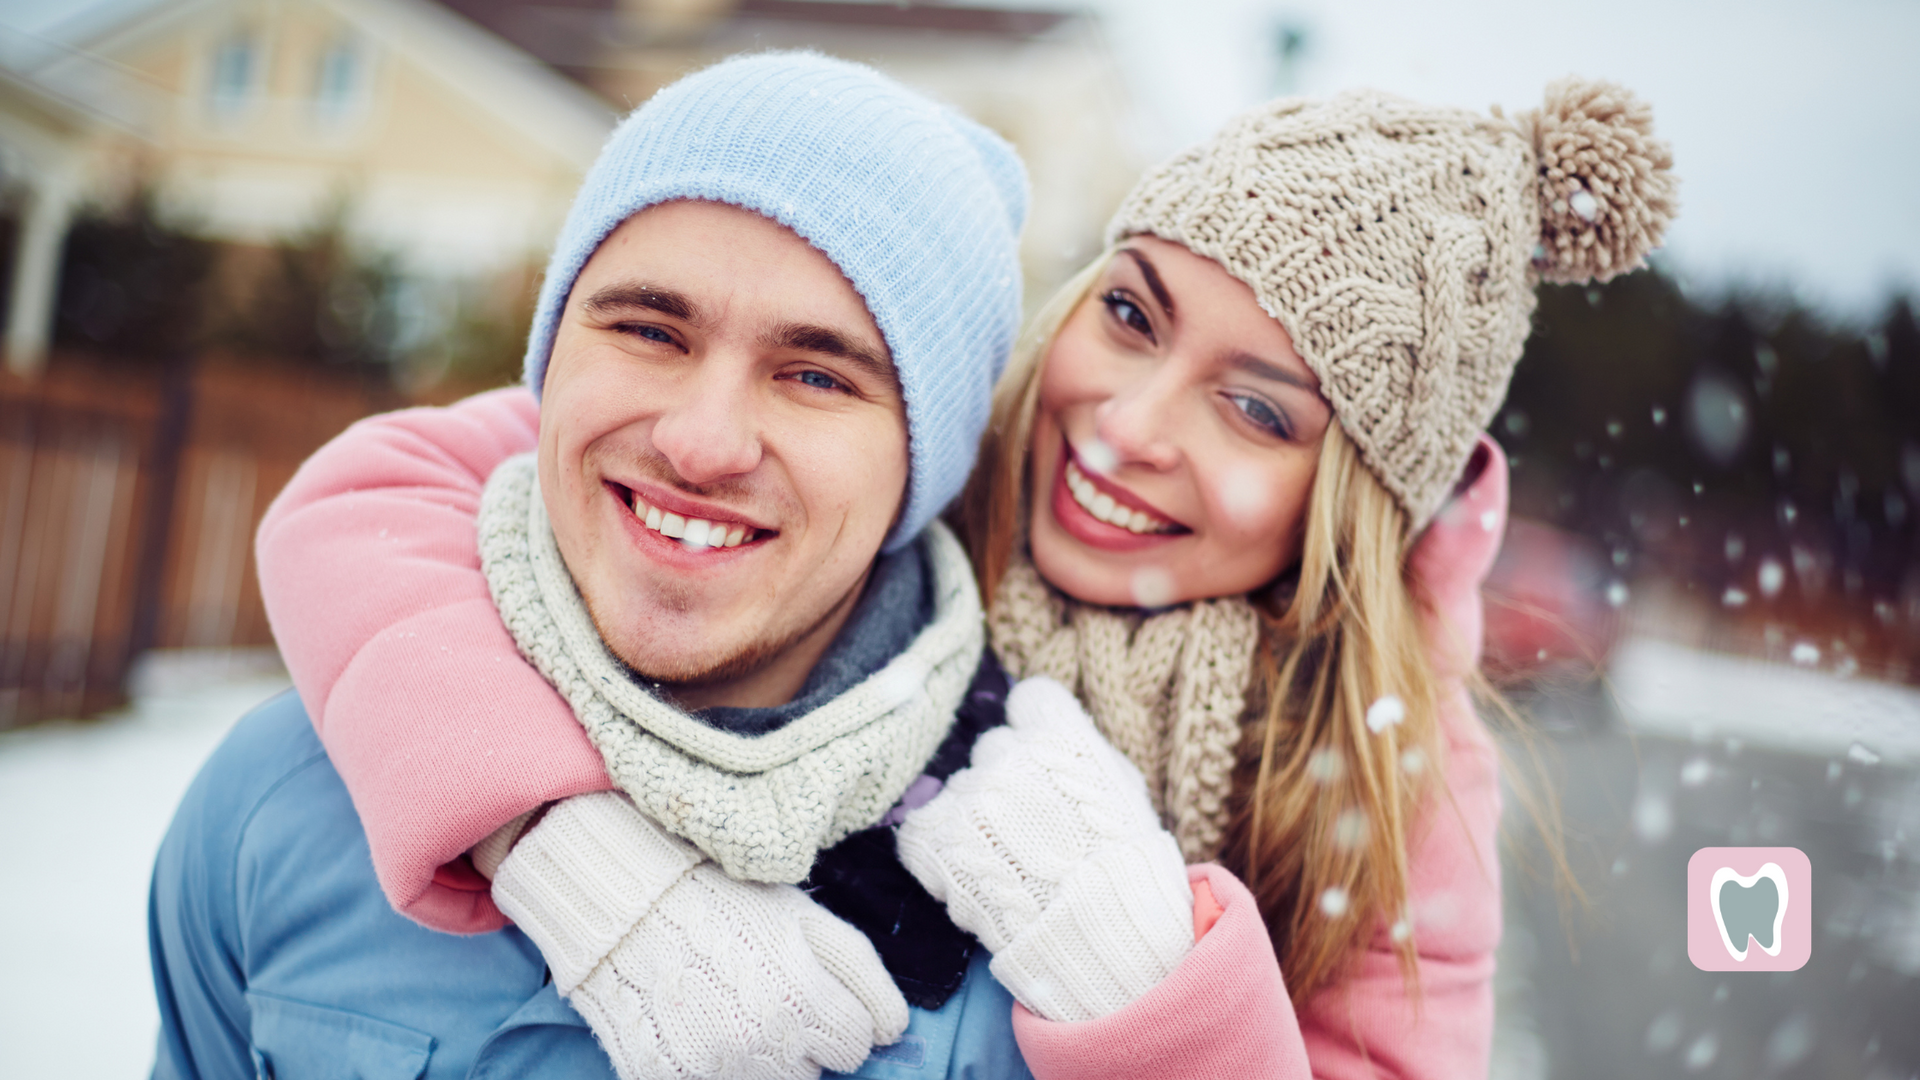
left=1118, top=248, right=1175, bottom=316
left=1228, top=350, right=1316, bottom=391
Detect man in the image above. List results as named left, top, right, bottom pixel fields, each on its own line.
left=149, top=53, right=1031, bottom=1079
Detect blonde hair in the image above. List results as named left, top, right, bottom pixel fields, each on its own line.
left=958, top=251, right=1450, bottom=1005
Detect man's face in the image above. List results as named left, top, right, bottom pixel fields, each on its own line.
left=538, top=200, right=908, bottom=708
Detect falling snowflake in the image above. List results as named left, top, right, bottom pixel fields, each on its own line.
left=1129, top=566, right=1175, bottom=608
left=1306, top=747, right=1344, bottom=783
left=1333, top=808, right=1368, bottom=850
left=1757, top=558, right=1786, bottom=597
left=1644, top=1010, right=1682, bottom=1054
left=1634, top=790, right=1672, bottom=843
left=1365, top=695, right=1405, bottom=734
left=1079, top=437, right=1118, bottom=474
left=1217, top=463, right=1273, bottom=525
left=1683, top=1032, right=1718, bottom=1072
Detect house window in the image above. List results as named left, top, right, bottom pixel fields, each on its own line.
left=312, top=35, right=366, bottom=124
left=208, top=32, right=258, bottom=118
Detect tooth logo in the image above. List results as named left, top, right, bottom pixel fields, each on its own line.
left=1687, top=847, right=1811, bottom=972
left=1709, top=863, right=1786, bottom=960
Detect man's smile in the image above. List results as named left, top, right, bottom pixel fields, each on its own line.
left=605, top=479, right=777, bottom=552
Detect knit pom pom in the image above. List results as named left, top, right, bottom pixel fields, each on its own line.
left=1527, top=77, right=1677, bottom=284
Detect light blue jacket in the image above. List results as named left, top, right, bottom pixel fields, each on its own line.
left=148, top=690, right=1034, bottom=1080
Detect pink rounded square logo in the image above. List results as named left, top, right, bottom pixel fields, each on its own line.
left=1687, top=847, right=1811, bottom=972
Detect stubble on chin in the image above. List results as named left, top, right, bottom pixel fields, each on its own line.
left=580, top=582, right=845, bottom=693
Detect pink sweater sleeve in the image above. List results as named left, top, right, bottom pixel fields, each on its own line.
left=1012, top=436, right=1509, bottom=1080
left=255, top=386, right=614, bottom=934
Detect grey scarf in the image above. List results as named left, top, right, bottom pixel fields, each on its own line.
left=477, top=454, right=984, bottom=883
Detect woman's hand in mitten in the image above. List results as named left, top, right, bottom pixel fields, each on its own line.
left=492, top=792, right=908, bottom=1080
left=896, top=677, right=1193, bottom=1022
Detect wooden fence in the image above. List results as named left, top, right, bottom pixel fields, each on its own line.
left=0, top=352, right=398, bottom=728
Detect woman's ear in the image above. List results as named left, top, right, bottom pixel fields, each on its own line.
left=1453, top=438, right=1492, bottom=498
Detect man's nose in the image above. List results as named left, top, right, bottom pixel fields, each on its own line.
left=1093, top=365, right=1183, bottom=472
left=649, top=358, right=764, bottom=484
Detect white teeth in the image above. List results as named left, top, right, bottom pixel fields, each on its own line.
left=1064, top=459, right=1174, bottom=535
left=632, top=495, right=756, bottom=550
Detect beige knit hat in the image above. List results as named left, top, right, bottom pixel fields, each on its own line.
left=1106, top=78, right=1677, bottom=526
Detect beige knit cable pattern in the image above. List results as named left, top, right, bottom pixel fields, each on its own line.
left=987, top=551, right=1258, bottom=862
left=1107, top=78, right=1676, bottom=526
left=478, top=454, right=984, bottom=884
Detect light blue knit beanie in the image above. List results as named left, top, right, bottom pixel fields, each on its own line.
left=525, top=51, right=1028, bottom=552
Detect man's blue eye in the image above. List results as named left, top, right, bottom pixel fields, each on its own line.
left=797, top=370, right=842, bottom=391
left=1232, top=394, right=1291, bottom=439
left=625, top=322, right=679, bottom=343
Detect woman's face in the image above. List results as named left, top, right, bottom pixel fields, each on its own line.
left=1028, top=236, right=1334, bottom=608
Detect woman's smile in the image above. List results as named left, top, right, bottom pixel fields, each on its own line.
left=1049, top=439, right=1186, bottom=551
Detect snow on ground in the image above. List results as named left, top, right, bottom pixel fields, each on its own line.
left=1610, top=637, right=1920, bottom=766
left=0, top=649, right=289, bottom=1080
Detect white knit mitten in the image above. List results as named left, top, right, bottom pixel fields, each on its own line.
left=896, top=677, right=1194, bottom=1023
left=493, top=792, right=909, bottom=1079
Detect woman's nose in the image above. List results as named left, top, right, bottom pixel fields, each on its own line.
left=1093, top=368, right=1182, bottom=472
left=649, top=359, right=764, bottom=484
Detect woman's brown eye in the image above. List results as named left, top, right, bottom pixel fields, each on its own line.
left=1101, top=292, right=1154, bottom=340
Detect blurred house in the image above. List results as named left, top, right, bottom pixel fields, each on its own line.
left=2, top=0, right=1137, bottom=376
left=1, top=0, right=617, bottom=375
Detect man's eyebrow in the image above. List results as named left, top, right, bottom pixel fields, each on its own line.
left=580, top=283, right=698, bottom=322
left=765, top=322, right=898, bottom=391
left=1228, top=350, right=1317, bottom=392
left=1118, top=248, right=1175, bottom=317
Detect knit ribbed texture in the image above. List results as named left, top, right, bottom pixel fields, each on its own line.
left=1107, top=79, right=1675, bottom=526
left=987, top=551, right=1258, bottom=862
left=477, top=454, right=984, bottom=884
left=897, top=678, right=1193, bottom=1023
left=495, top=793, right=909, bottom=1080
left=990, top=839, right=1194, bottom=1023
left=524, top=51, right=1028, bottom=552
left=491, top=792, right=702, bottom=993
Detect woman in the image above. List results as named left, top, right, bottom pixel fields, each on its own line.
left=256, top=71, right=1675, bottom=1079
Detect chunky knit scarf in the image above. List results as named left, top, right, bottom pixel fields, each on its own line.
left=986, top=551, right=1261, bottom=861
left=478, top=455, right=984, bottom=884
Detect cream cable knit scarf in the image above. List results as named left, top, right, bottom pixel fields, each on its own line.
left=987, top=551, right=1261, bottom=861
left=478, top=454, right=984, bottom=884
